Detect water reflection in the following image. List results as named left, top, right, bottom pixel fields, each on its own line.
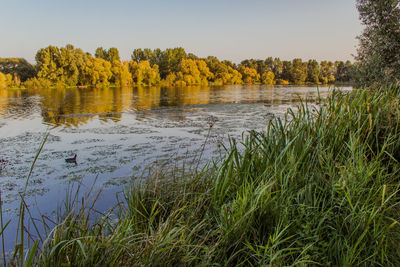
left=39, top=87, right=134, bottom=127
left=0, top=85, right=347, bottom=129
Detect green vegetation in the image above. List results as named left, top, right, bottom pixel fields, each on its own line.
left=354, top=0, right=400, bottom=87
left=0, top=58, right=36, bottom=83
left=0, top=46, right=355, bottom=89
left=3, top=86, right=400, bottom=266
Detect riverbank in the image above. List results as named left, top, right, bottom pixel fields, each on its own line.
left=0, top=81, right=350, bottom=91
left=3, top=86, right=400, bottom=266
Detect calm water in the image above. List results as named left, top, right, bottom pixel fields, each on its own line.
left=0, top=85, right=351, bottom=251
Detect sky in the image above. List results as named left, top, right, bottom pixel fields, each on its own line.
left=0, top=0, right=363, bottom=63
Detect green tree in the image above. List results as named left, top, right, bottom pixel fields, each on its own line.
left=95, top=47, right=120, bottom=63
left=0, top=58, right=36, bottom=82
left=307, top=59, right=320, bottom=84
left=107, top=48, right=120, bottom=63
left=241, top=59, right=267, bottom=76
left=95, top=47, right=108, bottom=60
left=335, top=61, right=353, bottom=83
left=159, top=48, right=187, bottom=79
left=59, top=44, right=80, bottom=86
left=319, top=61, right=335, bottom=84
left=264, top=57, right=274, bottom=72
left=281, top=61, right=292, bottom=82
left=96, top=47, right=122, bottom=84
left=355, top=0, right=400, bottom=86
left=290, top=59, right=307, bottom=84
left=132, top=47, right=187, bottom=79
left=272, top=58, right=283, bottom=79
left=35, top=45, right=63, bottom=83
left=131, top=48, right=154, bottom=63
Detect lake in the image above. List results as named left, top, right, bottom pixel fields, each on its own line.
left=0, top=84, right=351, bottom=251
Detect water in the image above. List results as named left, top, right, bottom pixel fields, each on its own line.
left=0, top=84, right=351, bottom=251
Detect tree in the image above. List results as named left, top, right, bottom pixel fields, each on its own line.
left=129, top=60, right=160, bottom=86
left=355, top=0, right=400, bottom=86
left=226, top=67, right=242, bottom=85
left=36, top=45, right=63, bottom=83
left=272, top=58, right=283, bottom=79
left=159, top=48, right=187, bottom=79
left=131, top=48, right=154, bottom=63
left=82, top=57, right=112, bottom=87
left=132, top=47, right=187, bottom=79
left=0, top=72, right=7, bottom=88
left=335, top=61, right=353, bottom=83
left=205, top=57, right=242, bottom=85
left=59, top=44, right=80, bottom=86
left=167, top=59, right=212, bottom=86
left=179, top=58, right=202, bottom=85
left=95, top=47, right=120, bottom=63
left=307, top=60, right=320, bottom=84
left=107, top=48, right=120, bottom=63
left=95, top=47, right=108, bottom=60
left=196, top=60, right=213, bottom=84
left=281, top=61, right=292, bottom=82
left=238, top=66, right=260, bottom=84
left=290, top=59, right=307, bottom=85
left=112, top=61, right=132, bottom=87
left=319, top=61, right=335, bottom=84
left=0, top=58, right=36, bottom=82
left=264, top=57, right=274, bottom=72
left=96, top=47, right=122, bottom=84
left=261, top=71, right=275, bottom=85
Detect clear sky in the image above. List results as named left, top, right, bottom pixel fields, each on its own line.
left=1, top=0, right=363, bottom=63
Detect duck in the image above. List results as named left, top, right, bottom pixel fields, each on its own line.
left=0, top=159, right=7, bottom=172
left=65, top=154, right=77, bottom=165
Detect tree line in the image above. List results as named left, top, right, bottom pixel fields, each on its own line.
left=0, top=45, right=355, bottom=89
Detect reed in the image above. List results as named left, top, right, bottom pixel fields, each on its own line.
left=2, top=86, right=400, bottom=266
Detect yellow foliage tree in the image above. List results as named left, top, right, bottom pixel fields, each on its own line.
left=228, top=67, right=243, bottom=84
left=163, top=73, right=177, bottom=86
left=112, top=60, right=133, bottom=87
left=175, top=72, right=187, bottom=87
left=0, top=72, right=7, bottom=88
left=261, top=71, right=275, bottom=85
left=173, top=59, right=213, bottom=86
left=84, top=57, right=112, bottom=87
left=196, top=60, right=213, bottom=85
left=239, top=66, right=260, bottom=84
left=129, top=60, right=160, bottom=86
left=5, top=74, right=12, bottom=86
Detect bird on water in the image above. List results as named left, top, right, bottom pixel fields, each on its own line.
left=0, top=159, right=7, bottom=173
left=65, top=154, right=77, bottom=165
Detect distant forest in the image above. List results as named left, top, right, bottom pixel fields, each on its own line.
left=0, top=45, right=355, bottom=89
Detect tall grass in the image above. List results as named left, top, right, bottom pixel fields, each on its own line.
left=3, top=86, right=400, bottom=266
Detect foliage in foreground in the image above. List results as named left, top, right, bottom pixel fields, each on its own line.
left=4, top=86, right=400, bottom=266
